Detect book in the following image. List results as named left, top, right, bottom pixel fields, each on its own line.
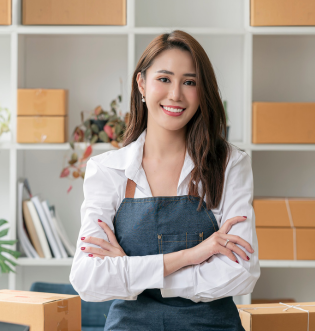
left=50, top=206, right=76, bottom=257
left=24, top=200, right=52, bottom=258
left=22, top=200, right=45, bottom=258
left=17, top=179, right=39, bottom=258
left=42, top=201, right=68, bottom=258
left=31, top=196, right=62, bottom=258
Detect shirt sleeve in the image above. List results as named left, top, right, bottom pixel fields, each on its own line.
left=160, top=150, right=261, bottom=302
left=69, top=157, right=164, bottom=302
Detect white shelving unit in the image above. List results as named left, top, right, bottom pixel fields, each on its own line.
left=1, top=0, right=315, bottom=306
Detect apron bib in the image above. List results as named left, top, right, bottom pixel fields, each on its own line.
left=104, top=179, right=245, bottom=331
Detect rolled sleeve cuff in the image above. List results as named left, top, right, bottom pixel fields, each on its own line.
left=129, top=254, right=164, bottom=291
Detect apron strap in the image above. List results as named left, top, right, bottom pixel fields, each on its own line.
left=125, top=178, right=136, bottom=198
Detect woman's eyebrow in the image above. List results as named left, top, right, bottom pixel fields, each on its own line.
left=155, top=69, right=196, bottom=77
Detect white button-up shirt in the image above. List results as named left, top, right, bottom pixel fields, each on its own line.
left=69, top=129, right=261, bottom=303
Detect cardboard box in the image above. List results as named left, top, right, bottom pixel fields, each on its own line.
left=0, top=289, right=81, bottom=331
left=254, top=198, right=315, bottom=260
left=18, top=89, right=68, bottom=116
left=237, top=301, right=315, bottom=331
left=17, top=116, right=68, bottom=143
left=254, top=198, right=315, bottom=228
left=0, top=0, right=11, bottom=25
left=22, top=0, right=126, bottom=25
left=256, top=227, right=315, bottom=260
left=252, top=102, right=315, bottom=144
left=250, top=0, right=315, bottom=26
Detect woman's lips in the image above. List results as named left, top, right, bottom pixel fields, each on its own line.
left=160, top=105, right=186, bottom=117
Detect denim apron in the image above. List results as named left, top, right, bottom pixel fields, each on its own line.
left=104, top=179, right=245, bottom=331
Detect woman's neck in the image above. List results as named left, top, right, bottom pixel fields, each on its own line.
left=144, top=122, right=186, bottom=160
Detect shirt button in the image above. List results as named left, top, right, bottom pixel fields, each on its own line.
left=158, top=235, right=161, bottom=239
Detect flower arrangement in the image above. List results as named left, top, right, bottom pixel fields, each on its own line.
left=60, top=94, right=130, bottom=193
left=0, top=106, right=10, bottom=137
left=0, top=219, right=20, bottom=274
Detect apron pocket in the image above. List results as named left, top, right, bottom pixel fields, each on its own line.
left=158, top=232, right=203, bottom=254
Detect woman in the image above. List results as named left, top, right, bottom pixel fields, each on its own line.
left=70, top=30, right=260, bottom=330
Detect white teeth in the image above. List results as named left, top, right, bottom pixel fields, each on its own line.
left=162, top=105, right=184, bottom=113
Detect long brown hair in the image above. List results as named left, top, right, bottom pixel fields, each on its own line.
left=123, top=30, right=240, bottom=210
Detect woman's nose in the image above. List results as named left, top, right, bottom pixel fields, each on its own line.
left=169, top=83, right=182, bottom=101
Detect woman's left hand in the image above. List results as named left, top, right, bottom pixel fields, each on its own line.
left=80, top=219, right=127, bottom=259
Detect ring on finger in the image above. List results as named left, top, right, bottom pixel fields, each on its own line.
left=224, top=239, right=230, bottom=247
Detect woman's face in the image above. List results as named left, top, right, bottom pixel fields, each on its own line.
left=137, top=48, right=200, bottom=132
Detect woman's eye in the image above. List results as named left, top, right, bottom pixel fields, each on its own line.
left=185, top=80, right=196, bottom=86
left=158, top=77, right=170, bottom=83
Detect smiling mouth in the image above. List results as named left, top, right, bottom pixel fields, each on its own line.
left=160, top=105, right=186, bottom=113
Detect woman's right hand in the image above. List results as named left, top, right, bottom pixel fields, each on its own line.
left=186, top=216, right=254, bottom=265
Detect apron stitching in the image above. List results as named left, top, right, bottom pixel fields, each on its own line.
left=202, top=205, right=218, bottom=231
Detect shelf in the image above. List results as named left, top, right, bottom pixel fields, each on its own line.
left=0, top=26, right=246, bottom=35
left=248, top=26, right=315, bottom=35
left=3, top=142, right=315, bottom=151
left=17, top=257, right=73, bottom=266
left=15, top=258, right=315, bottom=268
left=250, top=144, right=315, bottom=151
left=260, top=260, right=315, bottom=268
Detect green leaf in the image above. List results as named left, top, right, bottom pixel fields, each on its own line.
left=118, top=95, right=122, bottom=102
left=83, top=120, right=91, bottom=128
left=99, top=131, right=109, bottom=143
left=0, top=228, right=9, bottom=238
left=70, top=141, right=75, bottom=150
left=91, top=124, right=99, bottom=134
left=0, top=219, right=8, bottom=227
left=0, top=239, right=18, bottom=245
left=0, top=247, right=21, bottom=259
left=90, top=135, right=98, bottom=144
left=84, top=128, right=92, bottom=140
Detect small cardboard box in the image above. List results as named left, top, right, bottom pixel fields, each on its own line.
left=254, top=198, right=315, bottom=260
left=18, top=89, right=68, bottom=116
left=0, top=289, right=81, bottom=331
left=17, top=116, right=68, bottom=143
left=22, top=0, right=126, bottom=25
left=250, top=0, right=315, bottom=26
left=237, top=301, right=315, bottom=331
left=0, top=0, right=11, bottom=25
left=252, top=102, right=315, bottom=144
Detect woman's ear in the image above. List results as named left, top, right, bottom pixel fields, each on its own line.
left=136, top=72, right=145, bottom=96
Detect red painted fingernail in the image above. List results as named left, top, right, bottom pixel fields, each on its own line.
left=247, top=256, right=250, bottom=260
left=235, top=260, right=239, bottom=263
left=243, top=216, right=247, bottom=218
left=88, top=254, right=93, bottom=257
left=81, top=247, right=85, bottom=250
left=81, top=237, right=85, bottom=240
left=98, top=219, right=102, bottom=222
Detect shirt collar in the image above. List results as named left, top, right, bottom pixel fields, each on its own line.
left=100, top=129, right=195, bottom=193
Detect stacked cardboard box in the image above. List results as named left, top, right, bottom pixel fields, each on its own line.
left=0, top=0, right=11, bottom=25
left=251, top=0, right=315, bottom=26
left=252, top=102, right=315, bottom=144
left=237, top=301, right=315, bottom=331
left=0, top=289, right=81, bottom=331
left=17, top=89, right=68, bottom=143
left=22, top=0, right=126, bottom=25
left=254, top=198, right=315, bottom=260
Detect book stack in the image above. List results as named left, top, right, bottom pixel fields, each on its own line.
left=17, top=179, right=75, bottom=258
